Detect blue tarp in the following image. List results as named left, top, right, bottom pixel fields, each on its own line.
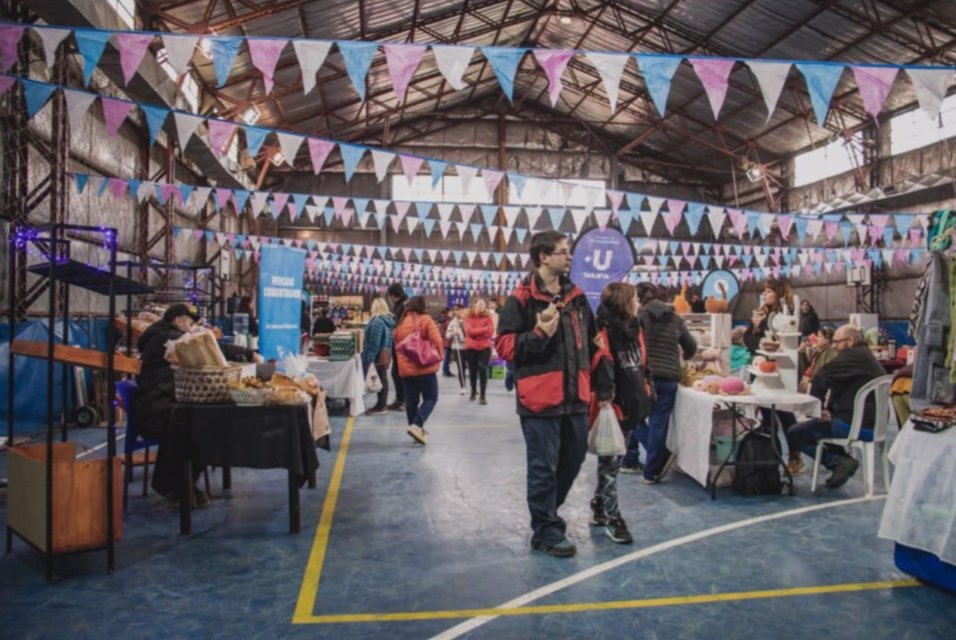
left=0, top=318, right=108, bottom=436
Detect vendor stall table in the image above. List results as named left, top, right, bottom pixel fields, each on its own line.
left=306, top=354, right=365, bottom=416
left=878, top=359, right=907, bottom=375
left=168, top=403, right=319, bottom=535
left=879, top=421, right=956, bottom=592
left=668, top=387, right=822, bottom=498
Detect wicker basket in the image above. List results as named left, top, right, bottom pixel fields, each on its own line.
left=172, top=365, right=242, bottom=404
left=228, top=388, right=272, bottom=406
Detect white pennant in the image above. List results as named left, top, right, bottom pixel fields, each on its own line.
left=431, top=45, right=475, bottom=91
left=907, top=68, right=954, bottom=122
left=526, top=206, right=543, bottom=230
left=706, top=207, right=726, bottom=236
left=135, top=180, right=152, bottom=203
left=456, top=165, right=479, bottom=195
left=570, top=210, right=589, bottom=232
left=305, top=205, right=320, bottom=222
left=746, top=61, right=791, bottom=123
left=437, top=203, right=456, bottom=221
left=191, top=186, right=212, bottom=209
left=65, top=89, right=97, bottom=130
left=646, top=196, right=665, bottom=214
left=293, top=40, right=333, bottom=94
left=174, top=112, right=204, bottom=150
left=161, top=34, right=200, bottom=77
left=639, top=210, right=659, bottom=233
left=37, top=27, right=71, bottom=65
left=276, top=132, right=304, bottom=166
left=250, top=191, right=270, bottom=216
left=806, top=220, right=824, bottom=240
left=371, top=149, right=395, bottom=183
left=586, top=52, right=629, bottom=111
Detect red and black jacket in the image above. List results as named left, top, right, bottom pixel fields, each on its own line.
left=495, top=272, right=613, bottom=418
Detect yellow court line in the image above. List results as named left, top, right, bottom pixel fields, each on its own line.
left=292, top=415, right=355, bottom=623
left=353, top=423, right=517, bottom=431
left=294, top=579, right=920, bottom=625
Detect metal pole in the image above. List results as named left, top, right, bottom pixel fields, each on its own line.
left=45, top=229, right=56, bottom=583
left=106, top=230, right=117, bottom=574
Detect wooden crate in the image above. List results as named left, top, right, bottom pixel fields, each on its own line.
left=7, top=442, right=122, bottom=554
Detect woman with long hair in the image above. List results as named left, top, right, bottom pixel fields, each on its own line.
left=394, top=296, right=444, bottom=445
left=800, top=300, right=821, bottom=339
left=756, top=279, right=799, bottom=451
left=590, top=283, right=653, bottom=543
left=361, top=297, right=395, bottom=416
left=463, top=298, right=495, bottom=404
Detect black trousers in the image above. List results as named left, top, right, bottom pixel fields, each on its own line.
left=465, top=348, right=491, bottom=396
left=390, top=345, right=404, bottom=405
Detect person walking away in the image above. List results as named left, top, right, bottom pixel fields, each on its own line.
left=625, top=284, right=696, bottom=483
left=590, top=283, right=654, bottom=544
left=312, top=307, right=336, bottom=335
left=445, top=304, right=468, bottom=395
left=394, top=296, right=444, bottom=445
left=387, top=283, right=409, bottom=412
left=464, top=299, right=495, bottom=404
left=439, top=308, right=454, bottom=378
left=496, top=230, right=613, bottom=558
left=362, top=297, right=395, bottom=416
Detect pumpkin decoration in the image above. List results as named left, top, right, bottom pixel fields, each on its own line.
left=759, top=361, right=777, bottom=373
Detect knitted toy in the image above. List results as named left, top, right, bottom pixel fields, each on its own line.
left=673, top=283, right=691, bottom=314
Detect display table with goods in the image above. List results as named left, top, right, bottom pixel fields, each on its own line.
left=169, top=402, right=319, bottom=535
left=307, top=349, right=366, bottom=417
left=878, top=410, right=956, bottom=593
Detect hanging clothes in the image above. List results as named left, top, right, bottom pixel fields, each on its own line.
left=911, top=252, right=956, bottom=410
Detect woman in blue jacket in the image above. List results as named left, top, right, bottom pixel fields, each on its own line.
left=362, top=297, right=395, bottom=415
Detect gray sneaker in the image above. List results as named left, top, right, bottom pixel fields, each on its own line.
left=826, top=456, right=860, bottom=489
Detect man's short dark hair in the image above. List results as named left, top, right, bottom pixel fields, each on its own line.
left=387, top=283, right=405, bottom=299
left=530, top=230, right=567, bottom=268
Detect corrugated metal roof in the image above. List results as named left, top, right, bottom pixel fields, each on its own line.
left=153, top=0, right=956, bottom=185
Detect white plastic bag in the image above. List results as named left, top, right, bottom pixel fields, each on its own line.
left=588, top=405, right=626, bottom=456
left=365, top=365, right=382, bottom=393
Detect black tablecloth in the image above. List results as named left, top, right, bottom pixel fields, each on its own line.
left=168, top=403, right=319, bottom=486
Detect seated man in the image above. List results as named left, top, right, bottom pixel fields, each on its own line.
left=135, top=304, right=261, bottom=506
left=786, top=324, right=886, bottom=488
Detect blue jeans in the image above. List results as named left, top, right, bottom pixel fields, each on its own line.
left=519, top=413, right=589, bottom=547
left=632, top=378, right=678, bottom=480
left=403, top=373, right=439, bottom=429
left=786, top=417, right=869, bottom=470
left=442, top=347, right=452, bottom=376
left=504, top=361, right=515, bottom=392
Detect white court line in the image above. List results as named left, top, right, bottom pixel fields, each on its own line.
left=430, top=495, right=886, bottom=639
left=76, top=433, right=126, bottom=458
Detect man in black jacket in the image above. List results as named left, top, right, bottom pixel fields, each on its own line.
left=387, top=283, right=408, bottom=411
left=786, top=324, right=886, bottom=488
left=496, top=231, right=613, bottom=558
left=135, top=304, right=260, bottom=505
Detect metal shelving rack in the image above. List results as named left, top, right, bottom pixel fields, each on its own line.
left=5, top=224, right=152, bottom=581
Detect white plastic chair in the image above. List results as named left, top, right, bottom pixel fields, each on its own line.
left=810, top=375, right=894, bottom=496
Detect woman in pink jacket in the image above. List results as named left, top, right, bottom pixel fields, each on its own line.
left=464, top=298, right=495, bottom=404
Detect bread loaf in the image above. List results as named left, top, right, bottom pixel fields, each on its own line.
left=173, top=330, right=228, bottom=368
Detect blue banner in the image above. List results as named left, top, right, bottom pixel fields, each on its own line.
left=258, top=244, right=307, bottom=361
left=569, top=227, right=636, bottom=312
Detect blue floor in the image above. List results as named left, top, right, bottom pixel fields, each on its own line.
left=1, top=375, right=954, bottom=639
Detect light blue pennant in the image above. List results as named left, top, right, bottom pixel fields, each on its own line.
left=635, top=54, right=684, bottom=117
left=339, top=144, right=366, bottom=183
left=795, top=63, right=845, bottom=126
left=481, top=46, right=527, bottom=102
left=685, top=203, right=705, bottom=235
left=75, top=30, right=111, bottom=85
left=337, top=41, right=379, bottom=101
left=21, top=79, right=57, bottom=117
left=140, top=104, right=169, bottom=146
left=211, top=37, right=243, bottom=87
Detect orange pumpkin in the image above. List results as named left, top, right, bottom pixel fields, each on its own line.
left=759, top=361, right=777, bottom=373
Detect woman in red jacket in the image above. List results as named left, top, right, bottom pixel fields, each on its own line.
left=464, top=298, right=495, bottom=404
left=393, top=296, right=445, bottom=445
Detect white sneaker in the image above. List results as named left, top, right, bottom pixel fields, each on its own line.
left=506, top=390, right=513, bottom=396
left=406, top=425, right=427, bottom=445
left=459, top=388, right=467, bottom=395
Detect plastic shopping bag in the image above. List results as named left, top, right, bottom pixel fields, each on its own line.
left=588, top=405, right=626, bottom=456
left=365, top=365, right=383, bottom=393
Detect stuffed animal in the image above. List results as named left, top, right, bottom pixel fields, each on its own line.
left=704, top=282, right=729, bottom=314
left=673, top=283, right=691, bottom=314
left=700, top=348, right=723, bottom=375
left=768, top=294, right=800, bottom=337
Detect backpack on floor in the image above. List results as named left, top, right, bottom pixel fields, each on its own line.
left=732, top=429, right=783, bottom=496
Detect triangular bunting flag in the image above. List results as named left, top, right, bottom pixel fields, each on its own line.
left=210, top=36, right=243, bottom=87
left=383, top=43, right=426, bottom=102
left=337, top=41, right=379, bottom=101
left=689, top=58, right=736, bottom=119
left=533, top=49, right=575, bottom=107
left=796, top=63, right=845, bottom=126
left=635, top=54, right=683, bottom=117
left=586, top=52, right=629, bottom=111
left=248, top=38, right=287, bottom=94
left=481, top=46, right=527, bottom=102
left=293, top=40, right=333, bottom=94
left=115, top=32, right=154, bottom=86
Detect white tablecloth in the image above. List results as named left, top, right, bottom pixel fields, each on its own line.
left=667, top=387, right=822, bottom=488
left=878, top=421, right=956, bottom=566
left=306, top=355, right=365, bottom=417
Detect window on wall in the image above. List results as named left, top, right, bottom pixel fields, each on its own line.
left=890, top=94, right=956, bottom=155
left=508, top=178, right=606, bottom=206
left=391, top=175, right=493, bottom=203
left=792, top=133, right=864, bottom=187
left=180, top=73, right=200, bottom=112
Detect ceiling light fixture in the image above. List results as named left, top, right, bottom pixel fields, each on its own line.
left=745, top=165, right=764, bottom=182
left=559, top=14, right=573, bottom=24
left=241, top=104, right=261, bottom=125
left=270, top=151, right=285, bottom=167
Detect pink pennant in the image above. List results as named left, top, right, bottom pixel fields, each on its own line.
left=825, top=222, right=839, bottom=242
left=895, top=249, right=908, bottom=264
left=207, top=119, right=237, bottom=156
left=193, top=229, right=203, bottom=241
left=667, top=200, right=686, bottom=217
left=852, top=66, right=900, bottom=120
left=383, top=44, right=426, bottom=102
left=340, top=208, right=354, bottom=227
left=161, top=184, right=183, bottom=207
left=777, top=215, right=793, bottom=238
left=868, top=225, right=884, bottom=245
left=482, top=169, right=505, bottom=196
left=215, top=188, right=234, bottom=212
left=332, top=196, right=349, bottom=215
left=247, top=38, right=287, bottom=94
left=115, top=32, right=155, bottom=86
left=595, top=210, right=612, bottom=231
left=606, top=190, right=625, bottom=214
left=689, top=58, right=736, bottom=119
left=271, top=193, right=291, bottom=219
left=0, top=25, right=25, bottom=73
left=391, top=215, right=404, bottom=233
left=101, top=98, right=133, bottom=138
left=399, top=154, right=425, bottom=185
left=393, top=201, right=411, bottom=218
left=909, top=228, right=922, bottom=246
left=108, top=178, right=128, bottom=199
left=663, top=209, right=682, bottom=235
left=308, top=139, right=335, bottom=175
left=533, top=49, right=576, bottom=107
